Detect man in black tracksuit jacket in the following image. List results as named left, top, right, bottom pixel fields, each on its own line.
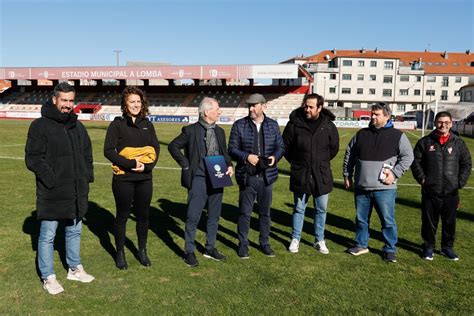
left=411, top=111, right=471, bottom=261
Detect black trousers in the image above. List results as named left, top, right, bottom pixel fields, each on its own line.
left=238, top=176, right=273, bottom=247
left=112, top=179, right=153, bottom=251
left=421, top=193, right=459, bottom=249
left=184, top=175, right=223, bottom=253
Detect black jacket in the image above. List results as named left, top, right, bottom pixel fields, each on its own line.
left=282, top=107, right=339, bottom=195
left=168, top=122, right=232, bottom=190
left=25, top=100, right=94, bottom=220
left=104, top=115, right=160, bottom=182
left=412, top=131, right=472, bottom=196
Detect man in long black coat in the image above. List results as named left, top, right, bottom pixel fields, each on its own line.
left=25, top=82, right=95, bottom=295
left=282, top=94, right=339, bottom=254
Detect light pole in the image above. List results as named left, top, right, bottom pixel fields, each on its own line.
left=113, top=50, right=122, bottom=66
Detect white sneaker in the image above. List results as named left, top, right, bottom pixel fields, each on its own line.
left=314, top=240, right=329, bottom=254
left=43, top=274, right=64, bottom=295
left=288, top=238, right=299, bottom=253
left=67, top=264, right=95, bottom=283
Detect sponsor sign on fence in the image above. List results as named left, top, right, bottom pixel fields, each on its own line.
left=148, top=115, right=190, bottom=123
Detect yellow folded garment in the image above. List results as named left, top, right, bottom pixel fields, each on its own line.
left=112, top=146, right=157, bottom=175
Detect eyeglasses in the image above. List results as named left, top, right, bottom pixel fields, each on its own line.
left=436, top=121, right=451, bottom=125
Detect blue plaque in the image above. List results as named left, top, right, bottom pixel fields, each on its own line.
left=204, top=155, right=233, bottom=188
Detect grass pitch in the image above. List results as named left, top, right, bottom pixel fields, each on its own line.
left=0, top=119, right=473, bottom=314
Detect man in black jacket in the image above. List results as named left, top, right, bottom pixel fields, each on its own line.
left=228, top=94, right=285, bottom=259
left=411, top=111, right=471, bottom=261
left=168, top=97, right=233, bottom=267
left=282, top=94, right=339, bottom=254
left=25, top=82, right=94, bottom=295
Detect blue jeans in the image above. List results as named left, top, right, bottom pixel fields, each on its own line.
left=292, top=193, right=328, bottom=242
left=354, top=189, right=397, bottom=253
left=38, top=219, right=82, bottom=279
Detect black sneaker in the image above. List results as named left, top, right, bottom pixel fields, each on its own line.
left=184, top=252, right=199, bottom=267
left=203, top=248, right=226, bottom=261
left=441, top=248, right=459, bottom=261
left=261, top=244, right=275, bottom=257
left=383, top=252, right=397, bottom=263
left=421, top=247, right=434, bottom=261
left=238, top=245, right=250, bottom=259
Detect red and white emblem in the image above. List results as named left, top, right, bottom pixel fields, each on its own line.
left=429, top=145, right=435, bottom=151
left=447, top=147, right=453, bottom=154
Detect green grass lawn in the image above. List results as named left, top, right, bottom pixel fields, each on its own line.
left=0, top=119, right=473, bottom=314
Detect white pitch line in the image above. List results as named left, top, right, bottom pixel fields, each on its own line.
left=3, top=155, right=473, bottom=189
left=405, top=131, right=421, bottom=139
left=0, top=144, right=24, bottom=148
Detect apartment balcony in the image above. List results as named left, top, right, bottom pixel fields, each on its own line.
left=398, top=66, right=424, bottom=75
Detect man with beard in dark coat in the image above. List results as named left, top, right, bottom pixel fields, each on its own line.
left=25, top=82, right=95, bottom=295
left=411, top=111, right=471, bottom=261
left=282, top=94, right=339, bottom=254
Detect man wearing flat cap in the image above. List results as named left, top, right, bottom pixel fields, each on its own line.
left=228, top=93, right=285, bottom=258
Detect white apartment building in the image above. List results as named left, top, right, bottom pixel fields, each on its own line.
left=281, top=49, right=474, bottom=115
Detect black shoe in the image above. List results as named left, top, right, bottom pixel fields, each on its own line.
left=184, top=252, right=199, bottom=267
left=203, top=248, right=226, bottom=261
left=421, top=247, right=434, bottom=261
left=238, top=245, right=250, bottom=259
left=137, top=248, right=151, bottom=267
left=261, top=244, right=275, bottom=257
left=383, top=252, right=397, bottom=263
left=441, top=248, right=459, bottom=261
left=116, top=250, right=128, bottom=270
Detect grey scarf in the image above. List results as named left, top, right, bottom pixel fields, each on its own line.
left=199, top=117, right=219, bottom=156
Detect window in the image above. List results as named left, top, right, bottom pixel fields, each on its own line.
left=352, top=102, right=361, bottom=108
left=342, top=74, right=352, bottom=80
left=384, top=61, right=394, bottom=69
left=341, top=88, right=351, bottom=94
left=383, top=89, right=392, bottom=97
left=441, top=90, right=448, bottom=100
left=357, top=74, right=364, bottom=81
left=370, top=60, right=377, bottom=67
left=442, top=77, right=449, bottom=87
left=400, top=75, right=409, bottom=82
left=328, top=102, right=335, bottom=107
left=330, top=74, right=336, bottom=80
left=369, top=88, right=376, bottom=95
left=329, top=87, right=336, bottom=94
left=414, top=89, right=421, bottom=96
left=370, top=74, right=377, bottom=81
left=455, top=77, right=462, bottom=83
left=343, top=60, right=352, bottom=66
left=383, top=75, right=393, bottom=83
left=412, top=104, right=418, bottom=110
left=465, top=91, right=472, bottom=101
left=328, top=60, right=337, bottom=68
left=357, top=88, right=363, bottom=94
left=399, top=89, right=408, bottom=95
left=426, top=90, right=435, bottom=96
left=358, top=60, right=365, bottom=67
left=427, top=76, right=436, bottom=82
left=454, top=90, right=460, bottom=96
left=416, top=76, right=422, bottom=82
left=397, top=104, right=405, bottom=112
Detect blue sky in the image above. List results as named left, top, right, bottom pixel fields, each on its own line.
left=0, top=0, right=472, bottom=67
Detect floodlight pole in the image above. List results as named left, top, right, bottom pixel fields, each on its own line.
left=114, top=50, right=122, bottom=66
